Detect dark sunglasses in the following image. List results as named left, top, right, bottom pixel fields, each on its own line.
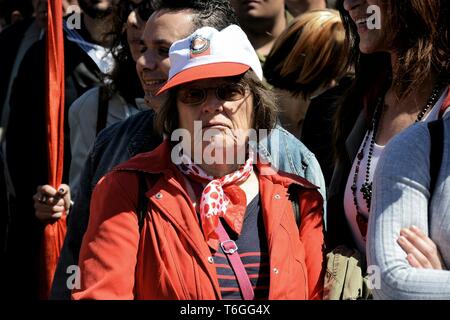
left=177, top=82, right=248, bottom=105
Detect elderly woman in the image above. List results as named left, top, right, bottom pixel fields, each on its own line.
left=72, top=25, right=324, bottom=300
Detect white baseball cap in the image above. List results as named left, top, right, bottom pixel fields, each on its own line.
left=157, top=24, right=263, bottom=95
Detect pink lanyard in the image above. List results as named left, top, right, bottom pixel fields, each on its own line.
left=189, top=179, right=255, bottom=300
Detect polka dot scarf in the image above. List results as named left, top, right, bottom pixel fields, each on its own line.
left=177, top=154, right=254, bottom=251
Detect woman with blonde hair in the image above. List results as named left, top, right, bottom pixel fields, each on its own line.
left=263, top=9, right=351, bottom=185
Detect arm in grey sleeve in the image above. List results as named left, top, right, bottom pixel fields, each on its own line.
left=367, top=124, right=450, bottom=300
left=68, top=88, right=99, bottom=196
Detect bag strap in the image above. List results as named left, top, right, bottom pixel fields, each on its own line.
left=136, top=171, right=149, bottom=232
left=428, top=119, right=444, bottom=197
left=216, top=220, right=255, bottom=300
left=96, top=85, right=110, bottom=135
left=427, top=119, right=444, bottom=224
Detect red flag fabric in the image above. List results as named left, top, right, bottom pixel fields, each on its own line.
left=41, top=0, right=67, bottom=299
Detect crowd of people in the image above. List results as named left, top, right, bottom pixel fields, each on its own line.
left=0, top=0, right=449, bottom=300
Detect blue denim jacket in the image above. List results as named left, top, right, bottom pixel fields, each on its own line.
left=51, top=109, right=326, bottom=299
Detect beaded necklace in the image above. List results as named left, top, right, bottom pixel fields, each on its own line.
left=351, top=83, right=445, bottom=239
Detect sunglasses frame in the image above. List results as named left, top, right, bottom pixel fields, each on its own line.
left=176, top=82, right=248, bottom=106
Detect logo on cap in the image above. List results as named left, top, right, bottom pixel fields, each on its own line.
left=189, top=35, right=210, bottom=58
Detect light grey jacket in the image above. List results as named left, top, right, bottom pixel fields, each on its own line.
left=368, top=110, right=450, bottom=300
left=68, top=87, right=147, bottom=196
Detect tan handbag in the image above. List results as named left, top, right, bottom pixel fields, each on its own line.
left=323, top=245, right=372, bottom=300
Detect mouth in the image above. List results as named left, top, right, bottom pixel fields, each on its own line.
left=353, top=15, right=370, bottom=33
left=241, top=0, right=262, bottom=8
left=202, top=123, right=231, bottom=130
left=355, top=17, right=368, bottom=25
left=141, top=79, right=166, bottom=93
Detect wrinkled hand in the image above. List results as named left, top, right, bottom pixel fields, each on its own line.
left=397, top=225, right=445, bottom=270
left=33, top=184, right=71, bottom=221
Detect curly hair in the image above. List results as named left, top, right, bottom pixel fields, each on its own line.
left=151, top=0, right=239, bottom=31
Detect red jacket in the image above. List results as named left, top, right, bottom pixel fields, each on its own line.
left=72, top=140, right=325, bottom=300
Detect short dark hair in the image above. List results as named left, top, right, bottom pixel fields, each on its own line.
left=155, top=70, right=277, bottom=136
left=152, top=0, right=239, bottom=31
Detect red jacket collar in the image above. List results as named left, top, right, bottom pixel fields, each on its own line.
left=114, top=138, right=173, bottom=174
left=114, top=139, right=319, bottom=190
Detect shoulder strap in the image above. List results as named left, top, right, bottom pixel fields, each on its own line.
left=428, top=119, right=444, bottom=197
left=136, top=171, right=149, bottom=232
left=216, top=220, right=255, bottom=300
left=427, top=119, right=444, bottom=228
left=96, top=85, right=110, bottom=135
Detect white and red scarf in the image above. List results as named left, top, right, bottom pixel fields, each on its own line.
left=177, top=154, right=254, bottom=251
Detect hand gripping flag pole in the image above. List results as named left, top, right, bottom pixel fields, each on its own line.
left=41, top=0, right=67, bottom=299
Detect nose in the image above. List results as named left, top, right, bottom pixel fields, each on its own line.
left=136, top=51, right=157, bottom=74
left=202, top=90, right=224, bottom=114
left=343, top=0, right=363, bottom=12
left=127, top=11, right=138, bottom=29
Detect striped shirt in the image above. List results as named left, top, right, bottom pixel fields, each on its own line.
left=213, top=195, right=270, bottom=300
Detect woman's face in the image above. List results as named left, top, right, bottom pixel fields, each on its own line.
left=126, top=10, right=145, bottom=61
left=176, top=77, right=255, bottom=164
left=343, top=0, right=391, bottom=54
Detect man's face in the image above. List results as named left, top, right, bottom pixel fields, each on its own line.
left=78, top=0, right=113, bottom=18
left=136, top=9, right=194, bottom=112
left=230, top=0, right=285, bottom=21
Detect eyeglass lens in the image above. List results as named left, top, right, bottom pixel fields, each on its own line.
left=178, top=83, right=246, bottom=105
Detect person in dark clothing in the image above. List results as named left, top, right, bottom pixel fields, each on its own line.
left=3, top=0, right=114, bottom=299
left=301, top=76, right=353, bottom=186
left=0, top=15, right=39, bottom=267
left=0, top=17, right=36, bottom=115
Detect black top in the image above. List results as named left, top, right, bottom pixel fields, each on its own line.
left=301, top=76, right=354, bottom=187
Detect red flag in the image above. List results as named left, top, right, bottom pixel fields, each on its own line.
left=41, top=0, right=67, bottom=299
